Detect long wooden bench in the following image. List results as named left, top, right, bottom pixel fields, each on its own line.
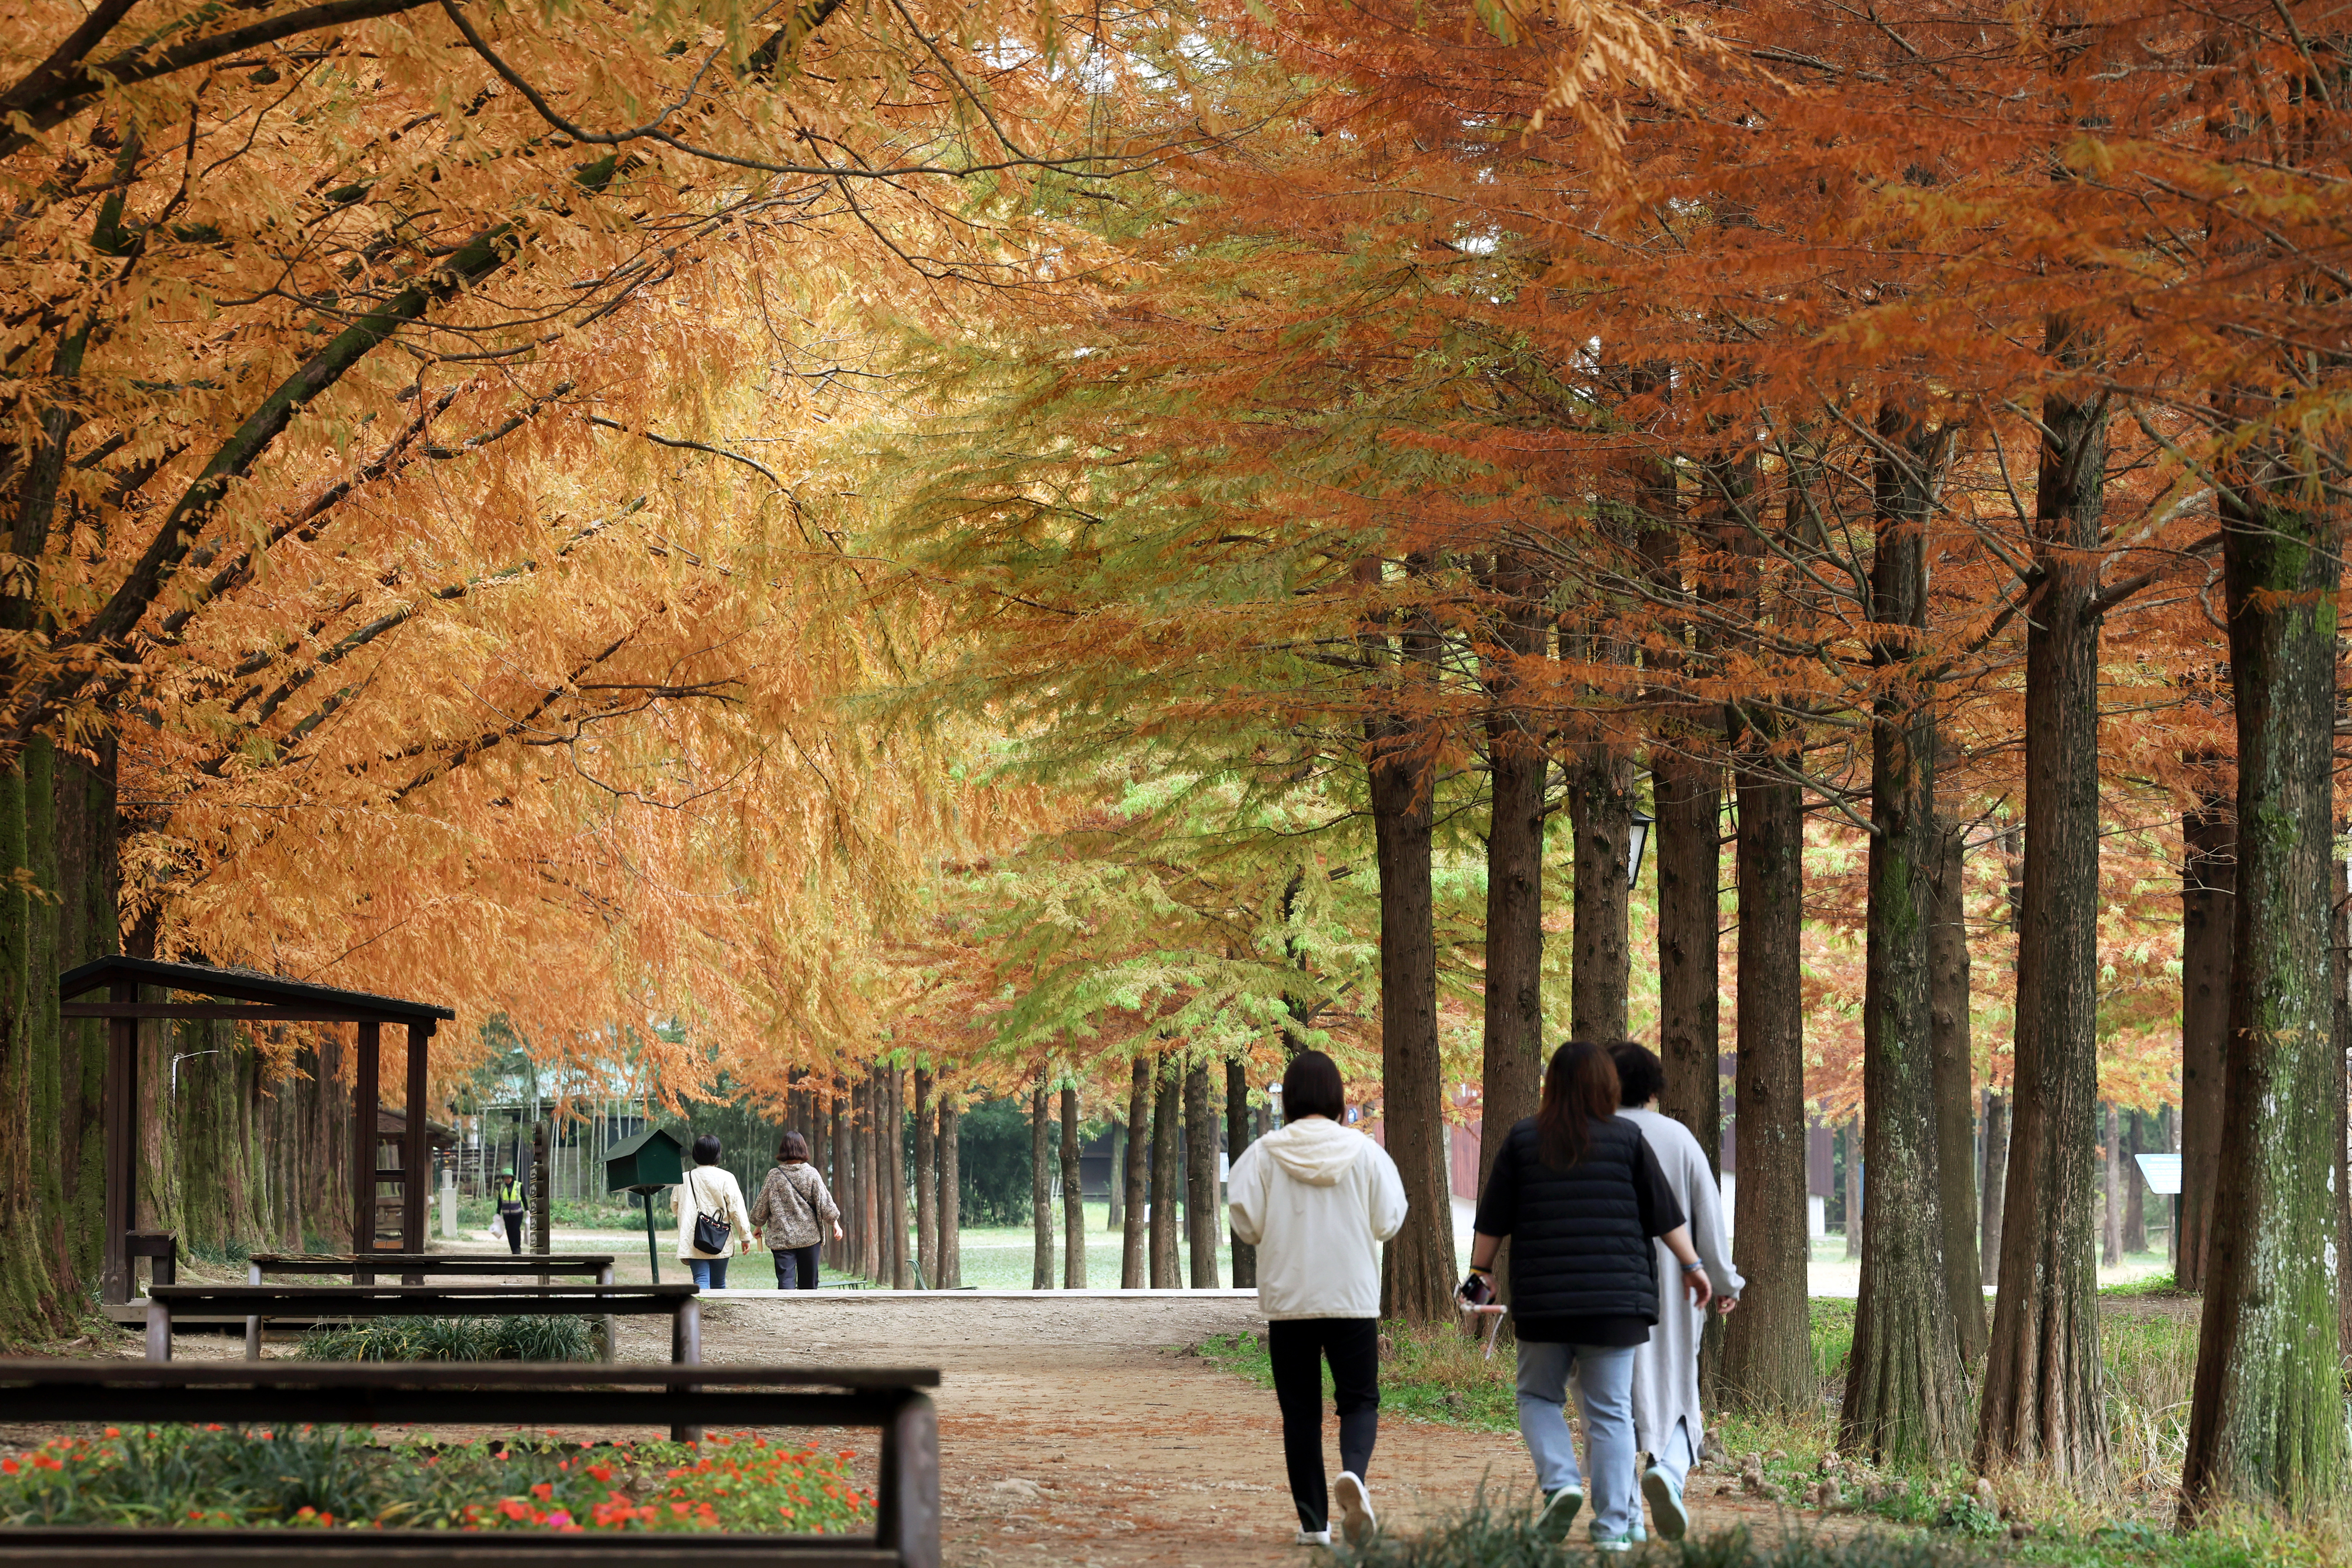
left=249, top=1252, right=619, bottom=1283
left=0, top=1359, right=938, bottom=1567
left=144, top=1285, right=700, bottom=1378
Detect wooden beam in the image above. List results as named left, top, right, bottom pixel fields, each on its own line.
left=353, top=1021, right=379, bottom=1282
left=64, top=1002, right=402, bottom=1021
left=99, top=979, right=138, bottom=1306
left=403, top=1019, right=432, bottom=1269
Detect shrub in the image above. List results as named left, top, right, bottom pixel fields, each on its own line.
left=297, top=1315, right=596, bottom=1362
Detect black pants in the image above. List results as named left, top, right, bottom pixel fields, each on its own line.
left=773, top=1244, right=821, bottom=1289
left=1268, top=1318, right=1379, bottom=1532
left=500, top=1212, right=523, bottom=1254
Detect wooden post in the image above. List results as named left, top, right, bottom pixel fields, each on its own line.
left=670, top=1297, right=703, bottom=1443
left=876, top=1392, right=941, bottom=1568
left=101, top=979, right=138, bottom=1304
left=143, top=1299, right=171, bottom=1363
left=532, top=1119, right=550, bottom=1285
left=403, top=1021, right=432, bottom=1262
left=353, top=1022, right=380, bottom=1282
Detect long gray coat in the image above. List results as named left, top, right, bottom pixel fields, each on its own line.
left=1622, top=1109, right=1744, bottom=1461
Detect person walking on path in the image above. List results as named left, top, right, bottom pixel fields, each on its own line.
left=1227, top=1050, right=1408, bottom=1549
left=1462, top=1041, right=1713, bottom=1551
left=678, top=1134, right=756, bottom=1289
left=750, top=1131, right=844, bottom=1289
left=1608, top=1041, right=1742, bottom=1542
left=495, top=1165, right=526, bottom=1255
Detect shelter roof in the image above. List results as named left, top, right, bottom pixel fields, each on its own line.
left=59, top=956, right=453, bottom=1025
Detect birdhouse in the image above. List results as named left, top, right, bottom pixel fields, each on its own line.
left=604, top=1125, right=685, bottom=1195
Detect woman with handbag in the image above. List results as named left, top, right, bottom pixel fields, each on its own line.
left=750, top=1131, right=844, bottom=1288
left=677, top=1134, right=756, bottom=1289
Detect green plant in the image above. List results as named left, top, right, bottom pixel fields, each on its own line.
left=296, top=1316, right=596, bottom=1363
left=0, top=1426, right=872, bottom=1533
left=1333, top=1503, right=1984, bottom=1568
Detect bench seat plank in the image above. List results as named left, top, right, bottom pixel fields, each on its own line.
left=0, top=1533, right=897, bottom=1567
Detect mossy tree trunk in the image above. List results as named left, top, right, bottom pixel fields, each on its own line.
left=2176, top=767, right=2234, bottom=1293
left=2180, top=453, right=2351, bottom=1518
left=1123, top=1057, right=1150, bottom=1288
left=1030, top=1079, right=1053, bottom=1290
left=1184, top=1063, right=1218, bottom=1288
left=1979, top=341, right=2111, bottom=1476
left=1927, top=814, right=1984, bottom=1362
left=914, top=1068, right=937, bottom=1288
left=1842, top=395, right=1967, bottom=1466
left=937, top=1093, right=961, bottom=1289
left=1225, top=1058, right=1255, bottom=1288
left=1060, top=1084, right=1085, bottom=1289
left=1150, top=1051, right=1180, bottom=1288
left=1718, top=738, right=1810, bottom=1413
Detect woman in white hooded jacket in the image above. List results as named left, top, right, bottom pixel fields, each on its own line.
left=1227, top=1050, right=1408, bottom=1549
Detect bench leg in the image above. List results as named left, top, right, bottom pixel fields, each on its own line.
left=245, top=1315, right=262, bottom=1360
left=670, top=1299, right=702, bottom=1443
left=875, top=1393, right=939, bottom=1568
left=144, top=1301, right=171, bottom=1363
left=599, top=1266, right=615, bottom=1362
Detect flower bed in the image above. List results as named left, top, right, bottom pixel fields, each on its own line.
left=0, top=1425, right=873, bottom=1534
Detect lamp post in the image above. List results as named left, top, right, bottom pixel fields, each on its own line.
left=1267, top=1082, right=1284, bottom=1129
left=1627, top=808, right=1654, bottom=889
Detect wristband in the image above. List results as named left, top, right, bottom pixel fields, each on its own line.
left=1680, top=1259, right=1705, bottom=1273
left=1468, top=1265, right=1492, bottom=1276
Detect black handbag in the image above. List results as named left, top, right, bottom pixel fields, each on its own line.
left=688, top=1169, right=732, bottom=1255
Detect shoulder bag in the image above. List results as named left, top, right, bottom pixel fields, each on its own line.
left=689, top=1168, right=733, bottom=1255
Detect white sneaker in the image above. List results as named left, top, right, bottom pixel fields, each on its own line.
left=1296, top=1527, right=1332, bottom=1546
left=1643, top=1465, right=1688, bottom=1540
left=1334, top=1472, right=1377, bottom=1547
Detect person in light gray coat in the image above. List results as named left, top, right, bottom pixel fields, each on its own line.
left=1609, top=1042, right=1742, bottom=1542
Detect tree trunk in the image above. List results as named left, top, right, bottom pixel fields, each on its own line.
left=1843, top=1121, right=1862, bottom=1261
left=2122, top=1111, right=2146, bottom=1256
left=1061, top=1084, right=1086, bottom=1289
left=1124, top=1057, right=1150, bottom=1288
left=1185, top=1061, right=1219, bottom=1288
left=2177, top=771, right=2234, bottom=1293
left=937, top=1094, right=961, bottom=1289
left=1031, top=1079, right=1053, bottom=1290
left=52, top=736, right=116, bottom=1291
left=2181, top=454, right=2351, bottom=1516
left=1842, top=394, right=1966, bottom=1466
left=1227, top=1057, right=1257, bottom=1288
left=1569, top=743, right=1635, bottom=1042
left=1980, top=1090, right=2009, bottom=1290
left=915, top=1068, right=937, bottom=1289
left=1481, top=555, right=1549, bottom=1192
left=1655, top=753, right=1722, bottom=1166
left=888, top=1068, right=909, bottom=1288
left=1718, top=753, right=1811, bottom=1412
left=1978, top=340, right=2108, bottom=1477
left=1929, top=815, right=1985, bottom=1362
left=859, top=1073, right=880, bottom=1279
left=826, top=1091, right=846, bottom=1275
left=1107, top=1121, right=1125, bottom=1231
left=1150, top=1052, right=1181, bottom=1288
left=2334, top=851, right=2351, bottom=1361
left=2102, top=1105, right=2123, bottom=1268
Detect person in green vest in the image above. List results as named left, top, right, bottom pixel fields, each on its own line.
left=496, top=1165, right=526, bottom=1254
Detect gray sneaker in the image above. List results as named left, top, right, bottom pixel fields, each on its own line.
left=1643, top=1465, right=1688, bottom=1540
left=1535, top=1486, right=1583, bottom=1542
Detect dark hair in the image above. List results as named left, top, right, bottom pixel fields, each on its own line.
left=692, top=1134, right=722, bottom=1166
left=1536, top=1041, right=1621, bottom=1169
left=1610, top=1041, right=1666, bottom=1108
left=1281, top=1050, right=1346, bottom=1122
left=777, top=1131, right=810, bottom=1164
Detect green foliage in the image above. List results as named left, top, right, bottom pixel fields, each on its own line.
left=956, top=1096, right=1045, bottom=1225
left=1334, top=1505, right=1979, bottom=1568
left=296, top=1316, right=596, bottom=1363
left=0, top=1426, right=873, bottom=1533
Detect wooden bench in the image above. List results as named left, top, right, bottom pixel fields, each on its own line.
left=0, top=1359, right=938, bottom=1568
left=145, top=1284, right=699, bottom=1375
left=249, top=1252, right=619, bottom=1283
left=125, top=1232, right=177, bottom=1287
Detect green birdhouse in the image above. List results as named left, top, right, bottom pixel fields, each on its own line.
left=605, top=1125, right=684, bottom=1194
left=603, top=1126, right=685, bottom=1285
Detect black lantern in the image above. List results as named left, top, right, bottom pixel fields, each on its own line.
left=1627, top=808, right=1654, bottom=889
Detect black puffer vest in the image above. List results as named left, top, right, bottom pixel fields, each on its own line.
left=1480, top=1115, right=1661, bottom=1323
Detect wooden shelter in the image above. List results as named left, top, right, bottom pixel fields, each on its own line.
left=61, top=957, right=455, bottom=1303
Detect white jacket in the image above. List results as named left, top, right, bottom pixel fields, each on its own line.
left=1227, top=1117, right=1408, bottom=1320
left=676, top=1165, right=754, bottom=1260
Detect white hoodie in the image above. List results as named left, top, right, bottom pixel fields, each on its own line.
left=1227, top=1117, right=1409, bottom=1320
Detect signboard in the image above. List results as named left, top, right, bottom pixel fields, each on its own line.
left=2134, top=1153, right=2183, bottom=1195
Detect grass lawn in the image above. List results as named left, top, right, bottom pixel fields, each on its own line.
left=840, top=1201, right=1240, bottom=1289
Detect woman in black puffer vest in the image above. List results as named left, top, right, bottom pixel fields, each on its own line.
left=1462, top=1042, right=1712, bottom=1550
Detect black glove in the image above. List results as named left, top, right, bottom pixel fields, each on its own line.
left=1457, top=1270, right=1495, bottom=1307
